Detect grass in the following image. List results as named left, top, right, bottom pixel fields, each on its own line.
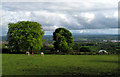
left=2, top=54, right=119, bottom=76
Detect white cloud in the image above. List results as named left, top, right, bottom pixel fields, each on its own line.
left=114, top=11, right=118, bottom=18
left=104, top=11, right=118, bottom=18
left=79, top=30, right=84, bottom=33
left=25, top=12, right=31, bottom=17
left=43, top=25, right=59, bottom=31
left=81, top=12, right=95, bottom=22
left=1, top=0, right=119, bottom=35
left=74, top=14, right=78, bottom=17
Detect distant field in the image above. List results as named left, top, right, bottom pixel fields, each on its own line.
left=1, top=34, right=118, bottom=41
left=2, top=54, right=119, bottom=76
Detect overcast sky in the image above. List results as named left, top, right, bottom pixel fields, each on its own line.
left=0, top=0, right=119, bottom=35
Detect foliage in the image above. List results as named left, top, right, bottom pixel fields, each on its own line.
left=7, top=21, right=44, bottom=52
left=53, top=28, right=73, bottom=52
left=41, top=45, right=56, bottom=54
left=59, top=40, right=69, bottom=52
left=1, top=43, right=10, bottom=53
left=2, top=43, right=6, bottom=49
left=80, top=47, right=91, bottom=52
left=73, top=42, right=119, bottom=54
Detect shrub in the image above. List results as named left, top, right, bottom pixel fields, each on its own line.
left=80, top=47, right=91, bottom=52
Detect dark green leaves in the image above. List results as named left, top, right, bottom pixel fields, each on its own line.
left=53, top=28, right=73, bottom=52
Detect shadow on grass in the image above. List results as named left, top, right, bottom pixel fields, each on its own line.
left=2, top=66, right=118, bottom=77
left=88, top=60, right=120, bottom=64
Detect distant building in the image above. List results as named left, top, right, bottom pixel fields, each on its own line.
left=110, top=40, right=120, bottom=42
left=103, top=40, right=108, bottom=42
left=103, top=40, right=120, bottom=42
left=99, top=50, right=108, bottom=54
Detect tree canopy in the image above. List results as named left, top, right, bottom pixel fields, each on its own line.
left=53, top=28, right=73, bottom=52
left=7, top=21, right=44, bottom=52
left=79, top=47, right=91, bottom=52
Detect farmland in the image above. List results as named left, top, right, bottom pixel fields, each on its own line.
left=1, top=34, right=120, bottom=76
left=2, top=54, right=119, bottom=76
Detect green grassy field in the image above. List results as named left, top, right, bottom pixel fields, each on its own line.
left=2, top=54, right=119, bottom=76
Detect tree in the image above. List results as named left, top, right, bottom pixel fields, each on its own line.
left=59, top=40, right=69, bottom=52
left=7, top=21, right=44, bottom=53
left=79, top=47, right=91, bottom=52
left=53, top=28, right=73, bottom=52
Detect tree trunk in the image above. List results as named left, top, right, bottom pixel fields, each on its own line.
left=16, top=45, right=19, bottom=52
left=30, top=46, right=33, bottom=54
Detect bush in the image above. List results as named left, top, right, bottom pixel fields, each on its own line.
left=80, top=47, right=91, bottom=52
left=2, top=48, right=10, bottom=53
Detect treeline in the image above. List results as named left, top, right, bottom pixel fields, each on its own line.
left=2, top=41, right=120, bottom=54
left=1, top=21, right=120, bottom=55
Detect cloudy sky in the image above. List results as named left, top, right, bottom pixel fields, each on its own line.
left=0, top=0, right=119, bottom=35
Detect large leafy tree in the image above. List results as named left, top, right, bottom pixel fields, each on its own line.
left=7, top=21, right=44, bottom=52
left=53, top=28, right=73, bottom=52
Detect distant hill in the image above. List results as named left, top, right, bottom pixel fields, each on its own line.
left=0, top=35, right=53, bottom=41
left=0, top=34, right=118, bottom=42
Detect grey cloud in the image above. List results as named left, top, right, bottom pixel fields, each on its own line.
left=2, top=2, right=117, bottom=12
left=1, top=1, right=119, bottom=35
